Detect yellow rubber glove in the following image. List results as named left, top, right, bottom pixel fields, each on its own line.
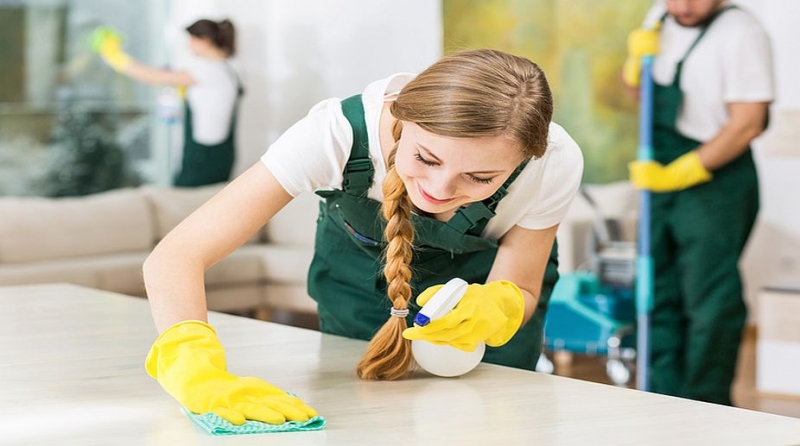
left=402, top=280, right=525, bottom=352
left=145, top=320, right=318, bottom=425
left=90, top=26, right=132, bottom=72
left=622, top=28, right=660, bottom=87
left=628, top=151, right=712, bottom=192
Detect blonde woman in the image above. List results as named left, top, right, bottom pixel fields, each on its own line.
left=143, top=49, right=584, bottom=425
left=95, top=19, right=243, bottom=186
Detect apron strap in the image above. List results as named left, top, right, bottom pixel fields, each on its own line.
left=668, top=5, right=737, bottom=87
left=448, top=158, right=529, bottom=236
left=340, top=95, right=374, bottom=198
left=222, top=61, right=245, bottom=97
left=338, top=93, right=528, bottom=237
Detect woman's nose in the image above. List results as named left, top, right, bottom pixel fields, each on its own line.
left=427, top=172, right=458, bottom=199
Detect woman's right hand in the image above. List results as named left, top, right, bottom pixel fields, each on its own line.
left=402, top=280, right=525, bottom=352
left=145, top=320, right=318, bottom=425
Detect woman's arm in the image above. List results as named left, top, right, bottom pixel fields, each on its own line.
left=121, top=60, right=195, bottom=87
left=93, top=28, right=195, bottom=87
left=487, top=224, right=559, bottom=324
left=143, top=163, right=293, bottom=333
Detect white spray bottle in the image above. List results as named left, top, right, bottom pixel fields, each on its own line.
left=411, top=278, right=485, bottom=377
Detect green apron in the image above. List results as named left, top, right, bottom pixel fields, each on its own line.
left=649, top=6, right=758, bottom=405
left=307, top=95, right=560, bottom=370
left=174, top=63, right=244, bottom=187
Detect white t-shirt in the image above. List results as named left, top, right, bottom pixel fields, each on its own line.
left=261, top=74, right=584, bottom=240
left=643, top=2, right=774, bottom=142
left=186, top=58, right=242, bottom=145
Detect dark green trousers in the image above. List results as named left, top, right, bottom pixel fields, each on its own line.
left=649, top=129, right=758, bottom=405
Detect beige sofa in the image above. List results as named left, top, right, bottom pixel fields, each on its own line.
left=0, top=184, right=320, bottom=316
left=0, top=180, right=637, bottom=318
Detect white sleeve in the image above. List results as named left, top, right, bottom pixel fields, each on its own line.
left=186, top=61, right=208, bottom=85
left=642, top=1, right=667, bottom=28
left=516, top=123, right=584, bottom=230
left=722, top=18, right=774, bottom=103
left=260, top=98, right=353, bottom=197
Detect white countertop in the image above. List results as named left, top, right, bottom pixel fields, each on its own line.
left=2, top=283, right=799, bottom=445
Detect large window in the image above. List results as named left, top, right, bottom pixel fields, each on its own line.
left=0, top=0, right=169, bottom=196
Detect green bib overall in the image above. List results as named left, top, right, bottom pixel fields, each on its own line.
left=649, top=6, right=759, bottom=405
left=307, top=95, right=560, bottom=370
left=174, top=64, right=244, bottom=187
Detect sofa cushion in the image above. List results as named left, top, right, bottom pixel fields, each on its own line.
left=262, top=284, right=317, bottom=314
left=0, top=188, right=153, bottom=263
left=95, top=251, right=151, bottom=296
left=258, top=245, right=315, bottom=284
left=263, top=192, right=320, bottom=247
left=141, top=184, right=224, bottom=241
left=205, top=245, right=265, bottom=286
left=0, top=262, right=99, bottom=289
left=206, top=284, right=262, bottom=313
left=142, top=184, right=264, bottom=245
left=0, top=251, right=149, bottom=297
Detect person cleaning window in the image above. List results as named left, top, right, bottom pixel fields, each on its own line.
left=93, top=19, right=244, bottom=187
left=142, top=49, right=584, bottom=425
left=624, top=0, right=774, bottom=405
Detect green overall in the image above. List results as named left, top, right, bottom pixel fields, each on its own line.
left=307, top=95, right=560, bottom=370
left=649, top=6, right=758, bottom=405
left=174, top=64, right=244, bottom=187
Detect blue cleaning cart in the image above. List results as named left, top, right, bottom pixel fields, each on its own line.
left=540, top=188, right=638, bottom=385
left=543, top=270, right=637, bottom=385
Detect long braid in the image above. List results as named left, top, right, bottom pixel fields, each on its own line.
left=356, top=120, right=416, bottom=380
left=355, top=50, right=553, bottom=379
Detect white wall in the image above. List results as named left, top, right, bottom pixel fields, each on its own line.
left=735, top=0, right=800, bottom=319
left=168, top=0, right=442, bottom=173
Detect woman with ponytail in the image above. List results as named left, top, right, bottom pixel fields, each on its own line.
left=93, top=18, right=243, bottom=186
left=142, top=49, right=584, bottom=423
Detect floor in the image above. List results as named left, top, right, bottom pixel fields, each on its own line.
left=262, top=310, right=800, bottom=419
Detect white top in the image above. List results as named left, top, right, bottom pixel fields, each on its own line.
left=185, top=58, right=241, bottom=145
left=643, top=2, right=774, bottom=142
left=261, top=74, right=584, bottom=239
left=7, top=283, right=800, bottom=446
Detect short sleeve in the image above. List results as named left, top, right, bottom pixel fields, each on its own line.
left=722, top=15, right=774, bottom=103
left=642, top=1, right=667, bottom=28
left=260, top=98, right=353, bottom=197
left=515, top=123, right=584, bottom=230
left=186, top=60, right=212, bottom=85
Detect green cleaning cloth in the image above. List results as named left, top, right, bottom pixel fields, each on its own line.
left=181, top=408, right=326, bottom=435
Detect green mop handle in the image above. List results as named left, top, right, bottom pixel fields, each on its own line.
left=636, top=55, right=655, bottom=392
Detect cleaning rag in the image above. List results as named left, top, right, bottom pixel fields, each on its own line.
left=181, top=408, right=326, bottom=435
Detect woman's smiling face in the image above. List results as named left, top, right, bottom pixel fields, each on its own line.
left=393, top=122, right=525, bottom=218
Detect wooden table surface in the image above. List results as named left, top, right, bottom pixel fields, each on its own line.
left=1, top=283, right=799, bottom=445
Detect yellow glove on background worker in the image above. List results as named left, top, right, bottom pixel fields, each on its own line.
left=628, top=151, right=712, bottom=192
left=90, top=26, right=133, bottom=72
left=145, top=320, right=318, bottom=425
left=402, top=280, right=525, bottom=352
left=622, top=28, right=659, bottom=87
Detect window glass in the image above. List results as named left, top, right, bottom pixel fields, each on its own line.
left=0, top=0, right=167, bottom=196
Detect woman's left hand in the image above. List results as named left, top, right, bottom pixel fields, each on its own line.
left=402, top=280, right=525, bottom=352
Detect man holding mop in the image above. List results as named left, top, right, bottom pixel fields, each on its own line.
left=624, top=0, right=773, bottom=405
